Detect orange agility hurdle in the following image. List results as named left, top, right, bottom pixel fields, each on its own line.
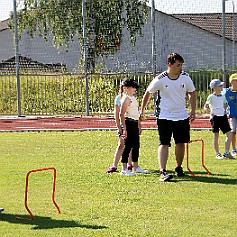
left=17, top=167, right=61, bottom=220
left=186, top=139, right=211, bottom=177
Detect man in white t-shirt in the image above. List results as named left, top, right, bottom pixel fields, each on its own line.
left=140, top=53, right=196, bottom=181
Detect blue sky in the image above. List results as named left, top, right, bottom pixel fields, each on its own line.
left=1, top=0, right=13, bottom=21
left=1, top=0, right=237, bottom=21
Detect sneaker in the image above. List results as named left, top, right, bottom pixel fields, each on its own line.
left=132, top=166, right=149, bottom=174
left=216, top=153, right=224, bottom=159
left=232, top=148, right=237, bottom=156
left=107, top=166, right=117, bottom=173
left=0, top=208, right=4, bottom=213
left=175, top=166, right=185, bottom=177
left=159, top=170, right=173, bottom=182
left=127, top=164, right=133, bottom=171
left=223, top=151, right=235, bottom=159
left=120, top=169, right=136, bottom=176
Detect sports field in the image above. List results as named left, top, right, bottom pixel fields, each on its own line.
left=0, top=129, right=236, bottom=237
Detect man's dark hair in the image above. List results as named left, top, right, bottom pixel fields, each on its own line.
left=167, top=53, right=184, bottom=65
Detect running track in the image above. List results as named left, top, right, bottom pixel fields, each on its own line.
left=0, top=116, right=211, bottom=132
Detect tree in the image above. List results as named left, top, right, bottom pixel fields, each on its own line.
left=10, top=0, right=148, bottom=73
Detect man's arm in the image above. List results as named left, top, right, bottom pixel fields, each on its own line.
left=140, top=91, right=152, bottom=117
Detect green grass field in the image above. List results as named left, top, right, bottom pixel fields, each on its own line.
left=0, top=130, right=236, bottom=237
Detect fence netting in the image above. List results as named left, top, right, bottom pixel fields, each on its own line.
left=0, top=0, right=237, bottom=116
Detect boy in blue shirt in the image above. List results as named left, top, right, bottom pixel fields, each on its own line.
left=225, top=73, right=237, bottom=156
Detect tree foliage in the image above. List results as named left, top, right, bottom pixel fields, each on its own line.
left=10, top=0, right=148, bottom=72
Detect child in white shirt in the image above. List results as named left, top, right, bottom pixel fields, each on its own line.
left=204, top=79, right=233, bottom=159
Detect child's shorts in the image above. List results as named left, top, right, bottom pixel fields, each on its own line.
left=210, top=114, right=231, bottom=134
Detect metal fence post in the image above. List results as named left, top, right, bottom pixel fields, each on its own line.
left=151, top=0, right=156, bottom=76
left=151, top=0, right=157, bottom=115
left=82, top=0, right=89, bottom=116
left=231, top=1, right=235, bottom=67
left=222, top=0, right=227, bottom=84
left=13, top=0, right=21, bottom=117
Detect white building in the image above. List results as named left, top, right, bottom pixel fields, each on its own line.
left=0, top=7, right=236, bottom=73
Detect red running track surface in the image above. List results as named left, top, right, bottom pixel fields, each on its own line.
left=0, top=116, right=211, bottom=131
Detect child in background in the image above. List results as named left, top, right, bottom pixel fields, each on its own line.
left=204, top=79, right=233, bottom=159
left=107, top=84, right=132, bottom=173
left=120, top=78, right=149, bottom=176
left=225, top=73, right=237, bottom=156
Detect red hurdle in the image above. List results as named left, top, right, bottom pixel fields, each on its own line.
left=17, top=167, right=61, bottom=220
left=186, top=139, right=211, bottom=177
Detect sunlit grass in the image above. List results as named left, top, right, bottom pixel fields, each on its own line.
left=0, top=130, right=236, bottom=237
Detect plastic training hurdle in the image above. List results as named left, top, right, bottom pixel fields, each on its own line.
left=17, top=167, right=61, bottom=220
left=186, top=139, right=211, bottom=177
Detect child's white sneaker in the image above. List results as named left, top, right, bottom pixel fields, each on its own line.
left=216, top=153, right=224, bottom=159
left=132, top=166, right=149, bottom=174
left=120, top=169, right=136, bottom=176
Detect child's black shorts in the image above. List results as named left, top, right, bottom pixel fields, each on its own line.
left=210, top=114, right=231, bottom=134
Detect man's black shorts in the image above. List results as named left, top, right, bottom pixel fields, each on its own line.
left=156, top=118, right=190, bottom=146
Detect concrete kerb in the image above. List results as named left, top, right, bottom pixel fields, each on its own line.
left=0, top=127, right=211, bottom=133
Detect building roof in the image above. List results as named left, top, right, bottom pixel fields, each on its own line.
left=0, top=55, right=67, bottom=73
left=172, top=13, right=237, bottom=41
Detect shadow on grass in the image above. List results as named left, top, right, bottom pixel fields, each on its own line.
left=149, top=169, right=237, bottom=185
left=0, top=213, right=108, bottom=230
left=186, top=172, right=237, bottom=185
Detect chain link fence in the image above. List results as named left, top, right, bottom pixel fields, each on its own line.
left=0, top=71, right=234, bottom=116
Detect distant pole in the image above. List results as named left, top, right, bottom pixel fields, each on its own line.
left=13, top=0, right=21, bottom=117
left=82, top=0, right=89, bottom=116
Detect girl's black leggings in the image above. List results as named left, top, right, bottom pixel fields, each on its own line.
left=121, top=119, right=139, bottom=163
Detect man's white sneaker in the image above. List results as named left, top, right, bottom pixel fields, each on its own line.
left=223, top=151, right=235, bottom=159
left=120, top=169, right=136, bottom=176
left=0, top=208, right=4, bottom=213
left=132, top=166, right=149, bottom=174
